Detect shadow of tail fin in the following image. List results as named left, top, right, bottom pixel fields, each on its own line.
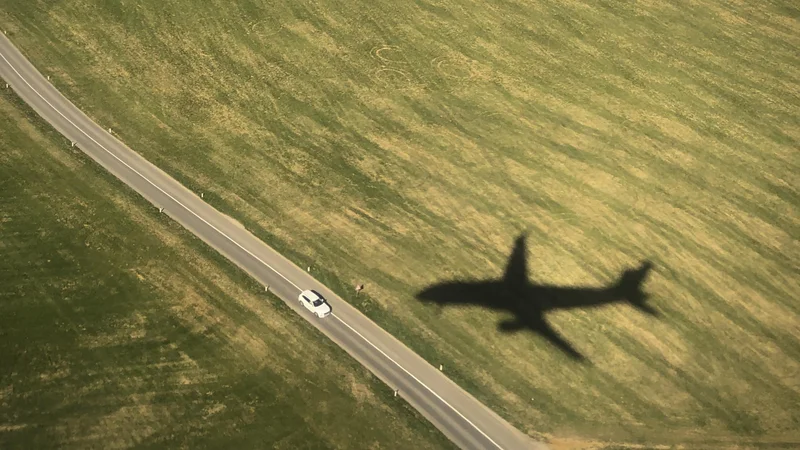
left=616, top=261, right=658, bottom=316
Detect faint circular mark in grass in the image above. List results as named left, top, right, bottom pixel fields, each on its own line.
left=247, top=21, right=287, bottom=39
left=371, top=45, right=405, bottom=64
left=431, top=56, right=475, bottom=80
left=373, top=68, right=413, bottom=87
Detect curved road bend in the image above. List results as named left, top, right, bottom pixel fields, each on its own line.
left=0, top=32, right=546, bottom=450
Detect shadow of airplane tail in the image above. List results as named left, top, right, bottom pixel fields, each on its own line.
left=614, top=261, right=657, bottom=316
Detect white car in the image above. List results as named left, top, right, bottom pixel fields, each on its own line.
left=298, top=289, right=332, bottom=318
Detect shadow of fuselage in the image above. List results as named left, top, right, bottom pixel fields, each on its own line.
left=415, top=234, right=656, bottom=361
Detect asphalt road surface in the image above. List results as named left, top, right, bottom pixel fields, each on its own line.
left=0, top=32, right=546, bottom=450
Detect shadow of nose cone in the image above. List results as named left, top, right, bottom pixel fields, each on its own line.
left=415, top=286, right=438, bottom=303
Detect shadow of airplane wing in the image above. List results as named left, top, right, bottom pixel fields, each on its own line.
left=502, top=233, right=529, bottom=288
left=497, top=309, right=585, bottom=361
left=518, top=315, right=586, bottom=361
left=537, top=320, right=585, bottom=361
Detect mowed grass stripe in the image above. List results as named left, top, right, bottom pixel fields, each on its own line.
left=2, top=0, right=798, bottom=447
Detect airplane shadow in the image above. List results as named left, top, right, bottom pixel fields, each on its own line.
left=415, top=233, right=657, bottom=362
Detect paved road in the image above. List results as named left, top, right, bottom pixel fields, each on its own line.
left=0, top=32, right=546, bottom=450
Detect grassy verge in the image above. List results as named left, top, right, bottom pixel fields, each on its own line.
left=0, top=89, right=454, bottom=449
left=2, top=0, right=799, bottom=447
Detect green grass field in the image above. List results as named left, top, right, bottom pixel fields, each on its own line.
left=0, top=90, right=454, bottom=449
left=2, top=0, right=799, bottom=447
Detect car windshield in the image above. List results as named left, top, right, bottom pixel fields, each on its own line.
left=312, top=299, right=323, bottom=307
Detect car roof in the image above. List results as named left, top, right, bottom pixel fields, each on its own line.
left=302, top=290, right=322, bottom=300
